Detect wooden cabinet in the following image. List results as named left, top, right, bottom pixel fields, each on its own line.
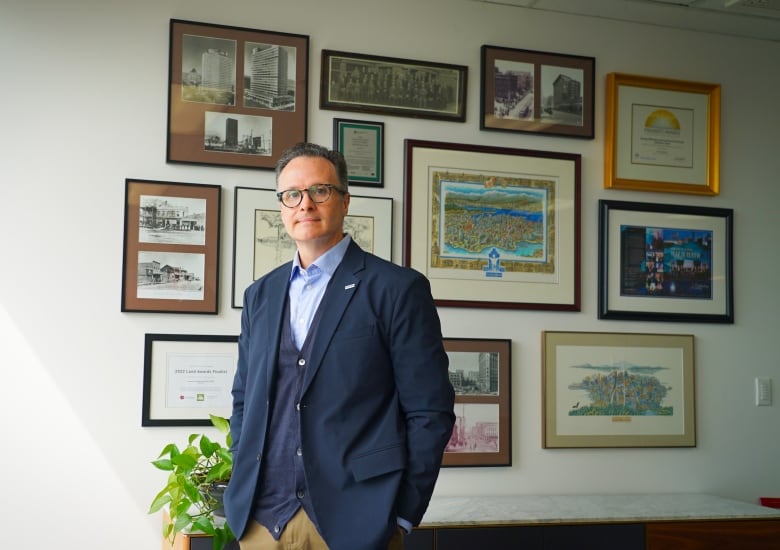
left=163, top=495, right=780, bottom=549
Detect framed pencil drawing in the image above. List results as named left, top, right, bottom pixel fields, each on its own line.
left=443, top=338, right=511, bottom=467
left=121, top=178, right=221, bottom=314
left=333, top=118, right=384, bottom=188
left=404, top=139, right=581, bottom=311
left=167, top=19, right=309, bottom=170
left=604, top=72, right=720, bottom=195
left=542, top=331, right=696, bottom=449
left=232, top=187, right=393, bottom=308
left=320, top=49, right=467, bottom=122
left=598, top=199, right=733, bottom=323
left=142, top=333, right=238, bottom=427
left=481, top=45, right=595, bottom=138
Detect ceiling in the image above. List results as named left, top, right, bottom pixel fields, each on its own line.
left=471, top=0, right=780, bottom=42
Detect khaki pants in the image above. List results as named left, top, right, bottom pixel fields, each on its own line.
left=238, top=508, right=404, bottom=550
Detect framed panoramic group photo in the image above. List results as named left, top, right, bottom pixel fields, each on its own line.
left=542, top=331, right=696, bottom=449
left=320, top=49, right=468, bottom=122
left=481, top=45, right=595, bottom=138
left=167, top=19, right=309, bottom=170
left=604, top=72, right=721, bottom=195
left=404, top=139, right=581, bottom=311
left=443, top=338, right=512, bottom=467
left=598, top=200, right=734, bottom=323
left=121, top=178, right=221, bottom=314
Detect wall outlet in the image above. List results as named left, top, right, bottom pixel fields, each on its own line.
left=755, top=377, right=772, bottom=406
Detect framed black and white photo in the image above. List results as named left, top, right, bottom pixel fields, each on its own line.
left=167, top=19, right=309, bottom=170
left=142, top=333, right=238, bottom=426
left=122, top=178, right=221, bottom=314
left=320, top=49, right=467, bottom=122
left=480, top=45, right=595, bottom=138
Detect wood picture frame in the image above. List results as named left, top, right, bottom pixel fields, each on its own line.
left=480, top=45, right=595, bottom=138
left=121, top=178, right=221, bottom=314
left=404, top=139, right=581, bottom=311
left=542, top=331, right=696, bottom=449
left=605, top=72, right=721, bottom=195
left=231, top=187, right=393, bottom=308
left=166, top=19, right=309, bottom=170
left=320, top=49, right=467, bottom=122
left=333, top=118, right=384, bottom=188
left=598, top=199, right=734, bottom=323
left=142, top=333, right=238, bottom=427
left=443, top=338, right=512, bottom=467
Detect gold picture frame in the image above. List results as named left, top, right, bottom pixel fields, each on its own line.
left=605, top=73, right=720, bottom=195
left=543, top=331, right=696, bottom=449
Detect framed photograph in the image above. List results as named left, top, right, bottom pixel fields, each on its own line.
left=404, top=139, right=581, bottom=311
left=598, top=199, right=733, bottom=323
left=542, top=331, right=696, bottom=448
left=443, top=338, right=512, bottom=467
left=166, top=19, right=309, bottom=170
left=142, top=333, right=238, bottom=427
left=121, top=179, right=221, bottom=314
left=232, top=187, right=393, bottom=308
left=333, top=118, right=384, bottom=188
left=605, top=72, right=721, bottom=195
left=320, top=49, right=467, bottom=122
left=480, top=45, right=595, bottom=138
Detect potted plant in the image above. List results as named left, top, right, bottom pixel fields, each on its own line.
left=148, top=414, right=235, bottom=550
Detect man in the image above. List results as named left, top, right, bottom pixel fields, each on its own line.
left=224, top=142, right=455, bottom=550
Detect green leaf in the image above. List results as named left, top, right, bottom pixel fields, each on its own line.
left=148, top=493, right=171, bottom=514
left=151, top=458, right=174, bottom=471
left=210, top=414, right=230, bottom=434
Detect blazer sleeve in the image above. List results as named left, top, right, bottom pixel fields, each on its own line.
left=389, top=271, right=455, bottom=524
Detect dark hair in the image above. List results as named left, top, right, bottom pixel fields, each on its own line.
left=275, top=142, right=349, bottom=192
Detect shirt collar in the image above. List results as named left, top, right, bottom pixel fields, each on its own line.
left=290, top=234, right=352, bottom=281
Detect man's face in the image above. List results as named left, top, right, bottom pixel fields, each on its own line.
left=277, top=155, right=350, bottom=251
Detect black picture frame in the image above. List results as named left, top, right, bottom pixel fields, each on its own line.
left=480, top=45, right=595, bottom=138
left=333, top=118, right=384, bottom=188
left=166, top=19, right=309, bottom=170
left=142, top=333, right=238, bottom=427
left=598, top=199, right=734, bottom=323
left=320, top=49, right=467, bottom=122
left=121, top=178, right=221, bottom=314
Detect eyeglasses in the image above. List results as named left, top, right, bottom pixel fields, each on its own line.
left=276, top=184, right=346, bottom=208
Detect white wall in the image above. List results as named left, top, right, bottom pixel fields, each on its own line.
left=2, top=0, right=779, bottom=547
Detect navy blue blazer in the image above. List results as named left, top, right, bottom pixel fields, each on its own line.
left=224, top=241, right=455, bottom=550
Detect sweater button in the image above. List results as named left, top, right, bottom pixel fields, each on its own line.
left=298, top=358, right=306, bottom=366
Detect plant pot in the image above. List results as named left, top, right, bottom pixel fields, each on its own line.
left=200, top=481, right=229, bottom=517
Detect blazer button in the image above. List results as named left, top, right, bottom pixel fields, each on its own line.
left=298, top=358, right=306, bottom=366
left=296, top=447, right=303, bottom=456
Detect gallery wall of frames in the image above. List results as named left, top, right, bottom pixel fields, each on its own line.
left=129, top=18, right=731, bottom=464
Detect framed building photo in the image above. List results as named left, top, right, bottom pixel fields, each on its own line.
left=232, top=187, right=393, bottom=308
left=333, top=118, right=384, bottom=188
left=443, top=338, right=512, bottom=467
left=121, top=179, right=221, bottom=314
left=605, top=72, right=721, bottom=195
left=598, top=200, right=733, bottom=323
left=542, top=331, right=696, bottom=449
left=142, top=333, right=238, bottom=427
left=320, top=49, right=467, bottom=122
left=480, top=45, right=595, bottom=138
left=166, top=19, right=309, bottom=170
left=404, top=139, right=581, bottom=311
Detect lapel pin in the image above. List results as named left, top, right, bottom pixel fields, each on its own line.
left=344, top=283, right=356, bottom=290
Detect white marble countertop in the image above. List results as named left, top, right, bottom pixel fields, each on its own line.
left=420, top=494, right=780, bottom=526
